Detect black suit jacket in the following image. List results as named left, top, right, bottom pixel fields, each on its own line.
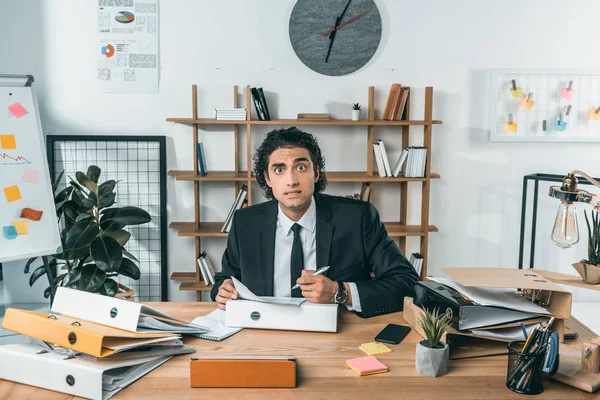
left=210, top=193, right=419, bottom=318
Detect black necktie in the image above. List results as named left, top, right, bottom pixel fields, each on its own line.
left=290, top=223, right=303, bottom=298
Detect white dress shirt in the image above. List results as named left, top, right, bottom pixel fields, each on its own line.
left=273, top=196, right=362, bottom=312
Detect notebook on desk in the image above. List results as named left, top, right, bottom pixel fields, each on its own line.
left=189, top=309, right=242, bottom=341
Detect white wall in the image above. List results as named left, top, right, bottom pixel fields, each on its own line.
left=2, top=0, right=600, bottom=303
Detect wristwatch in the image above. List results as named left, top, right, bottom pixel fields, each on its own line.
left=333, top=281, right=348, bottom=304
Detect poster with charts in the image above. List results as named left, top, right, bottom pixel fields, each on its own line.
left=97, top=0, right=159, bottom=93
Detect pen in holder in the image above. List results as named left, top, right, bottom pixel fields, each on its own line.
left=506, top=333, right=549, bottom=395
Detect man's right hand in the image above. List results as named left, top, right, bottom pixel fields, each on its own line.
left=216, top=279, right=238, bottom=310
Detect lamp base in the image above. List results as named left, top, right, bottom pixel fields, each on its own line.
left=573, top=262, right=600, bottom=284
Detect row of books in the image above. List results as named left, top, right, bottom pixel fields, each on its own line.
left=197, top=251, right=216, bottom=285
left=251, top=87, right=271, bottom=121
left=382, top=83, right=410, bottom=121
left=409, top=253, right=423, bottom=276
left=373, top=140, right=427, bottom=178
left=215, top=108, right=246, bottom=121
left=196, top=142, right=207, bottom=176
left=221, top=184, right=248, bottom=232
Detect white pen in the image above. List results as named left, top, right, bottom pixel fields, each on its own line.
left=291, top=266, right=331, bottom=290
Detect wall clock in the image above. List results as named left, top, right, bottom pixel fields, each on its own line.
left=289, top=0, right=382, bottom=76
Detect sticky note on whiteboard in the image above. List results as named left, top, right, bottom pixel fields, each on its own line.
left=23, top=168, right=39, bottom=183
left=505, top=121, right=518, bottom=133
left=3, top=226, right=18, bottom=240
left=0, top=134, right=16, bottom=149
left=8, top=103, right=28, bottom=118
left=588, top=108, right=600, bottom=121
left=3, top=185, right=22, bottom=202
left=13, top=220, right=28, bottom=235
left=559, top=88, right=573, bottom=101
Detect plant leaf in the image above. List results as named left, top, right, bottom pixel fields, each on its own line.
left=76, top=171, right=98, bottom=196
left=122, top=248, right=139, bottom=262
left=99, top=180, right=116, bottom=197
left=54, top=186, right=73, bottom=204
left=54, top=245, right=90, bottom=261
left=44, top=286, right=52, bottom=299
left=98, top=192, right=116, bottom=209
left=62, top=201, right=80, bottom=227
left=103, top=230, right=131, bottom=246
left=65, top=219, right=100, bottom=249
left=90, top=236, right=123, bottom=273
left=87, top=165, right=101, bottom=184
left=119, top=258, right=141, bottom=280
left=64, top=263, right=106, bottom=292
left=29, top=265, right=47, bottom=287
left=24, top=257, right=38, bottom=274
left=100, top=206, right=151, bottom=226
left=76, top=213, right=93, bottom=223
left=100, top=218, right=125, bottom=232
left=97, top=278, right=118, bottom=297
left=52, top=170, right=65, bottom=194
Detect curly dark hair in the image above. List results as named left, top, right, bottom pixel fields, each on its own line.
left=253, top=127, right=327, bottom=200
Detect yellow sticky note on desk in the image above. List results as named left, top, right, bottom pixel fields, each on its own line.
left=359, top=342, right=392, bottom=356
left=13, top=220, right=28, bottom=235
left=4, top=185, right=22, bottom=202
left=0, top=135, right=16, bottom=149
left=505, top=121, right=518, bottom=133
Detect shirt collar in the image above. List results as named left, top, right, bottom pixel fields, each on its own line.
left=277, top=196, right=316, bottom=236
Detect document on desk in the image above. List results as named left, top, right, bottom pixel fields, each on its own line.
left=231, top=277, right=306, bottom=306
left=428, top=276, right=550, bottom=315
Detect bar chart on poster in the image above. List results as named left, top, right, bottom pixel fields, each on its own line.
left=0, top=75, right=61, bottom=263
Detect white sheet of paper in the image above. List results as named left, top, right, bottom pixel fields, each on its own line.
left=231, top=277, right=305, bottom=306
left=428, top=276, right=550, bottom=315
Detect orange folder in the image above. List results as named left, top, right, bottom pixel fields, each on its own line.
left=190, top=356, right=296, bottom=388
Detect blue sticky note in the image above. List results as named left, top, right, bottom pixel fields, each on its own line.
left=555, top=120, right=567, bottom=132
left=3, top=225, right=18, bottom=240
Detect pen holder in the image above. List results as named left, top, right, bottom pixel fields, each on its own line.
left=506, top=341, right=546, bottom=395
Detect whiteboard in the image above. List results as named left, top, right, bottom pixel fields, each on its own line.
left=0, top=75, right=61, bottom=263
left=488, top=69, right=600, bottom=142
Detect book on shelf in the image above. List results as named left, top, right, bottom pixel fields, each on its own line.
left=250, top=87, right=270, bottom=121
left=402, top=146, right=427, bottom=178
left=197, top=251, right=215, bottom=285
left=382, top=83, right=401, bottom=120
left=215, top=108, right=246, bottom=120
left=409, top=253, right=423, bottom=276
left=390, top=86, right=403, bottom=120
left=376, top=139, right=393, bottom=177
left=221, top=184, right=248, bottom=232
left=297, top=113, right=331, bottom=121
left=257, top=88, right=271, bottom=120
left=360, top=182, right=372, bottom=201
left=382, top=83, right=410, bottom=121
left=196, top=143, right=207, bottom=176
left=372, top=141, right=386, bottom=178
left=397, top=87, right=410, bottom=120
left=392, top=147, right=409, bottom=177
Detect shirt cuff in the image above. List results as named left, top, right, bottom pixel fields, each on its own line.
left=345, top=282, right=362, bottom=313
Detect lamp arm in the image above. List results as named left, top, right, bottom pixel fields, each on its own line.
left=571, top=170, right=600, bottom=191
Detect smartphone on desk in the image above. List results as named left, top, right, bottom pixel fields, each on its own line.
left=374, top=324, right=411, bottom=345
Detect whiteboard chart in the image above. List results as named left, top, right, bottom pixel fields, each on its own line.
left=489, top=69, right=600, bottom=142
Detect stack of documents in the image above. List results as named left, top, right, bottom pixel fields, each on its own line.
left=215, top=108, right=246, bottom=120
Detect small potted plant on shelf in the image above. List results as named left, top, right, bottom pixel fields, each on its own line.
left=352, top=103, right=362, bottom=121
left=416, top=306, right=451, bottom=377
left=24, top=165, right=151, bottom=304
left=573, top=209, right=600, bottom=284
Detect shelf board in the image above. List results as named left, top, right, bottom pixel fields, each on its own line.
left=179, top=281, right=213, bottom=292
left=170, top=221, right=438, bottom=238
left=168, top=170, right=440, bottom=182
left=166, top=118, right=442, bottom=126
left=530, top=268, right=600, bottom=291
left=170, top=272, right=197, bottom=281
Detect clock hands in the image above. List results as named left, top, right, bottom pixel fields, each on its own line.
left=320, top=7, right=374, bottom=37
left=325, top=0, right=352, bottom=63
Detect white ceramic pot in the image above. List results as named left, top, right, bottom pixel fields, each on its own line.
left=351, top=109, right=361, bottom=121
left=415, top=340, right=449, bottom=377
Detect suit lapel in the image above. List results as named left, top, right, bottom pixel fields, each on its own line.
left=315, top=195, right=334, bottom=276
left=258, top=201, right=278, bottom=296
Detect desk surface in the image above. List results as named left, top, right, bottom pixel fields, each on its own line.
left=0, top=302, right=597, bottom=400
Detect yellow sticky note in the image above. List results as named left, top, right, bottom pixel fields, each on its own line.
left=510, top=87, right=524, bottom=98
left=0, top=135, right=16, bottom=149
left=589, top=108, right=600, bottom=121
left=4, top=185, right=22, bottom=202
left=13, top=220, right=28, bottom=235
left=505, top=121, right=518, bottom=133
left=521, top=98, right=535, bottom=110
left=359, top=342, right=392, bottom=356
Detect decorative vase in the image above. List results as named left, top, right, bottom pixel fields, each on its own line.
left=415, top=340, right=449, bottom=377
left=351, top=109, right=361, bottom=121
left=572, top=262, right=600, bottom=284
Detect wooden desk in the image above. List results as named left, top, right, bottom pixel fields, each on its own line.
left=0, top=302, right=596, bottom=399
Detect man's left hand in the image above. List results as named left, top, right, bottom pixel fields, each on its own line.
left=297, top=270, right=337, bottom=303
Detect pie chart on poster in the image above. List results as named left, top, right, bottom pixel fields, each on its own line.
left=101, top=44, right=115, bottom=58
left=115, top=11, right=135, bottom=23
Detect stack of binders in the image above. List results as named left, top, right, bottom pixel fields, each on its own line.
left=0, top=287, right=209, bottom=399
left=221, top=184, right=248, bottom=232
left=215, top=108, right=246, bottom=121
left=409, top=253, right=423, bottom=276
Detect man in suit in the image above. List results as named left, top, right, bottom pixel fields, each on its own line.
left=211, top=127, right=419, bottom=318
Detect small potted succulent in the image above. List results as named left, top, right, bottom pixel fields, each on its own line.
left=416, top=306, right=451, bottom=377
left=352, top=103, right=362, bottom=121
left=573, top=209, right=600, bottom=284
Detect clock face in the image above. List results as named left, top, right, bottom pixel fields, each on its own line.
left=289, top=0, right=382, bottom=76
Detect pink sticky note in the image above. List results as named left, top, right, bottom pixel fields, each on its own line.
left=589, top=108, right=600, bottom=121
left=346, top=356, right=388, bottom=376
left=8, top=103, right=28, bottom=118
left=23, top=168, right=39, bottom=183
left=559, top=88, right=573, bottom=101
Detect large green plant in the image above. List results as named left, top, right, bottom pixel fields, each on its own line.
left=418, top=307, right=451, bottom=348
left=25, top=165, right=151, bottom=301
left=584, top=209, right=600, bottom=265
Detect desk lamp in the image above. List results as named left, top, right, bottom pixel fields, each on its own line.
left=548, top=170, right=600, bottom=249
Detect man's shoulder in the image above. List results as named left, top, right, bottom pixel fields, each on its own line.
left=316, top=193, right=370, bottom=215
left=233, top=199, right=277, bottom=223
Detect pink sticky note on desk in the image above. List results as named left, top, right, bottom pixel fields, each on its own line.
left=23, top=168, right=39, bottom=183
left=8, top=103, right=28, bottom=118
left=559, top=88, right=573, bottom=101
left=588, top=109, right=600, bottom=121
left=346, top=356, right=389, bottom=376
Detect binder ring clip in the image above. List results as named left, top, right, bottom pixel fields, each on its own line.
left=250, top=311, right=261, bottom=321
left=68, top=332, right=77, bottom=344
left=445, top=307, right=453, bottom=320
left=47, top=315, right=57, bottom=320
left=110, top=307, right=118, bottom=318
left=66, top=375, right=75, bottom=386
left=71, top=321, right=81, bottom=326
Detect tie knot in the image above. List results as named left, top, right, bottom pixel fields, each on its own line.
left=291, top=223, right=302, bottom=235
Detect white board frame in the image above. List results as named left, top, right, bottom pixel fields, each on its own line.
left=488, top=69, right=600, bottom=142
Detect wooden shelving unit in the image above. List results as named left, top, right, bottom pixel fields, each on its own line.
left=167, top=85, right=441, bottom=299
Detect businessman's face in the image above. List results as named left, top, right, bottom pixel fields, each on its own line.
left=265, top=147, right=319, bottom=221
